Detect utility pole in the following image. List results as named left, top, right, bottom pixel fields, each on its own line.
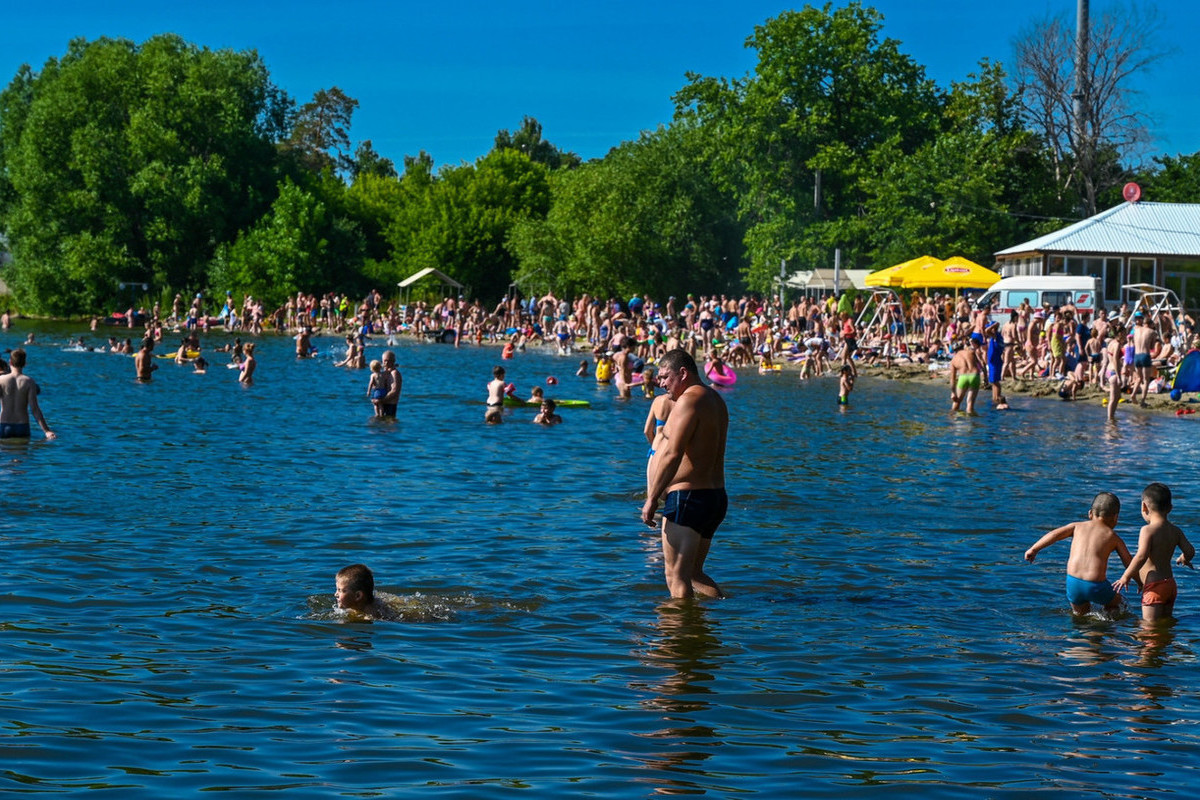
left=1073, top=0, right=1089, bottom=151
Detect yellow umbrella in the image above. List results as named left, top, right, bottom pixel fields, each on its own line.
left=898, top=256, right=1000, bottom=290
left=864, top=255, right=942, bottom=287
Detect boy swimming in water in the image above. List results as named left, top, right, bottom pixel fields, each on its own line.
left=1025, top=492, right=1134, bottom=616
left=334, top=564, right=393, bottom=620
left=533, top=398, right=563, bottom=425
left=1112, top=483, right=1195, bottom=622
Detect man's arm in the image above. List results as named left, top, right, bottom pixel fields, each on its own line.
left=384, top=370, right=401, bottom=403
left=28, top=385, right=55, bottom=440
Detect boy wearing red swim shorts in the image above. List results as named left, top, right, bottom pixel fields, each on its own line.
left=1113, top=483, right=1195, bottom=622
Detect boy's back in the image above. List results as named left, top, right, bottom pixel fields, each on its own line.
left=1064, top=519, right=1125, bottom=583
left=1133, top=519, right=1187, bottom=586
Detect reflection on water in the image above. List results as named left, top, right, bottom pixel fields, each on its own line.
left=633, top=601, right=722, bottom=795
left=5, top=324, right=1200, bottom=796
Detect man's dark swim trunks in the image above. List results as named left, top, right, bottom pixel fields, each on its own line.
left=0, top=422, right=31, bottom=439
left=662, top=488, right=728, bottom=539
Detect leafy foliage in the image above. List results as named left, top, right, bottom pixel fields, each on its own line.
left=675, top=2, right=941, bottom=289
left=1, top=35, right=285, bottom=314
left=509, top=123, right=742, bottom=300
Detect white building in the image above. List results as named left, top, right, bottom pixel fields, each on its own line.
left=995, top=201, right=1200, bottom=309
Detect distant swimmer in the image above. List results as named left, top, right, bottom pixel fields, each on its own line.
left=613, top=340, right=633, bottom=400
left=238, top=342, right=256, bottom=385
left=134, top=338, right=158, bottom=381
left=379, top=350, right=401, bottom=417
left=533, top=398, right=563, bottom=425
left=485, top=365, right=505, bottom=424
left=0, top=349, right=56, bottom=440
left=838, top=364, right=854, bottom=406
left=642, top=349, right=729, bottom=599
left=367, top=359, right=386, bottom=416
left=296, top=326, right=314, bottom=358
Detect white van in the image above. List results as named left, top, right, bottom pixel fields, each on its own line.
left=975, top=275, right=1103, bottom=325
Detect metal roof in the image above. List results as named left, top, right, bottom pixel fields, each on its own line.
left=996, top=202, right=1200, bottom=257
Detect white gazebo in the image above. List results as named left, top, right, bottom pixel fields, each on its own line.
left=397, top=267, right=464, bottom=306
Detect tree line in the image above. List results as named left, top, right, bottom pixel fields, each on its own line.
left=0, top=2, right=1194, bottom=317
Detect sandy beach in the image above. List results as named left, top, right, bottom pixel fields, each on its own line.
left=852, top=358, right=1197, bottom=418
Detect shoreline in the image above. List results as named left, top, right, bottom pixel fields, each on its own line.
left=847, top=359, right=1194, bottom=418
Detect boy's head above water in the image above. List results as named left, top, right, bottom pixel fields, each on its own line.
left=335, top=564, right=375, bottom=613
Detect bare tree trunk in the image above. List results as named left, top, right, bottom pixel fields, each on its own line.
left=1014, top=2, right=1161, bottom=217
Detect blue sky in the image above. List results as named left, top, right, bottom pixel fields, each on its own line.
left=3, top=0, right=1197, bottom=170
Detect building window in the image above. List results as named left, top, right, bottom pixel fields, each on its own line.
left=1128, top=258, right=1156, bottom=287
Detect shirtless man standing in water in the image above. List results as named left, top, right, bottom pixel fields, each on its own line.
left=642, top=349, right=729, bottom=599
left=0, top=349, right=55, bottom=440
left=134, top=338, right=158, bottom=382
left=948, top=342, right=982, bottom=415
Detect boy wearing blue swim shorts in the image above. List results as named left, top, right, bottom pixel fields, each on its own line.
left=1025, top=492, right=1135, bottom=616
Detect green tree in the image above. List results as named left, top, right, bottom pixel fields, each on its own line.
left=387, top=149, right=550, bottom=300
left=858, top=61, right=1060, bottom=266
left=1139, top=152, right=1200, bottom=203
left=345, top=169, right=404, bottom=266
left=210, top=177, right=357, bottom=305
left=509, top=124, right=742, bottom=300
left=1, top=35, right=287, bottom=314
left=674, top=2, right=940, bottom=290
left=494, top=116, right=581, bottom=170
left=283, top=86, right=359, bottom=175
left=351, top=139, right=397, bottom=180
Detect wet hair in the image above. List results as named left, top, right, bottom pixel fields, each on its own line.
left=337, top=564, right=375, bottom=602
left=542, top=399, right=556, bottom=411
left=9, top=348, right=25, bottom=369
left=658, top=348, right=699, bottom=378
left=1143, top=482, right=1173, bottom=513
left=493, top=365, right=505, bottom=378
left=1090, top=492, right=1120, bottom=518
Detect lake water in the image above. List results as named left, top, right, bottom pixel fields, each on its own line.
left=3, top=323, right=1200, bottom=798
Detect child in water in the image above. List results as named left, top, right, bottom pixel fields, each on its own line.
left=1112, top=482, right=1195, bottom=622
left=838, top=364, right=854, bottom=406
left=367, top=359, right=386, bottom=416
left=334, top=563, right=396, bottom=621
left=1025, top=492, right=1134, bottom=616
left=533, top=398, right=563, bottom=425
